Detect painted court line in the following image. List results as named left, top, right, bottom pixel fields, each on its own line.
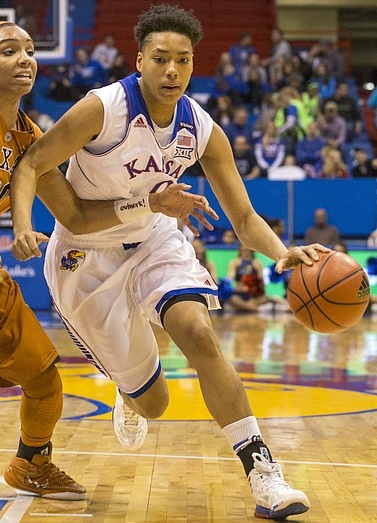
left=30, top=514, right=92, bottom=518
left=0, top=448, right=376, bottom=470
left=0, top=497, right=32, bottom=523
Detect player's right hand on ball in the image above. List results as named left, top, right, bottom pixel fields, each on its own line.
left=11, top=231, right=50, bottom=261
left=149, top=183, right=219, bottom=237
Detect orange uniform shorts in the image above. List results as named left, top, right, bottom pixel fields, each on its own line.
left=0, top=268, right=59, bottom=386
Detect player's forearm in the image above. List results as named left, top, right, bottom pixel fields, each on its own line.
left=10, top=161, right=38, bottom=236
left=236, top=213, right=288, bottom=262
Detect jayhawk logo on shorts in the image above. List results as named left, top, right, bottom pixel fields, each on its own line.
left=60, top=249, right=85, bottom=272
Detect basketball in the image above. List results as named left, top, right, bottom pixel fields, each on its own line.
left=287, top=250, right=370, bottom=333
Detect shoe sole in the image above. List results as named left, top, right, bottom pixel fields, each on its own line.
left=255, top=502, right=310, bottom=519
left=11, top=487, right=86, bottom=500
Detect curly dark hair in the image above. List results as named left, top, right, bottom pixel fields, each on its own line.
left=134, top=4, right=203, bottom=50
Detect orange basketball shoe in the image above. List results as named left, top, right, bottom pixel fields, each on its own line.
left=4, top=444, right=86, bottom=500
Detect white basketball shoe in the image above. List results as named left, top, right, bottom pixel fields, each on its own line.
left=112, top=389, right=148, bottom=450
left=249, top=452, right=310, bottom=519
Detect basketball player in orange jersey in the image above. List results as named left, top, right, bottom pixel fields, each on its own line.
left=11, top=6, right=329, bottom=519
left=0, top=20, right=215, bottom=500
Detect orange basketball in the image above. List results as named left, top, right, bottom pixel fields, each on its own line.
left=287, top=250, right=370, bottom=333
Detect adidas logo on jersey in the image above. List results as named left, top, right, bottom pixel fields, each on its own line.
left=357, top=274, right=370, bottom=299
left=133, top=117, right=147, bottom=128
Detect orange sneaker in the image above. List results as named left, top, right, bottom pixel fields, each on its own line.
left=4, top=447, right=86, bottom=500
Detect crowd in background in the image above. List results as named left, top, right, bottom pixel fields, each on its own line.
left=200, top=28, right=377, bottom=181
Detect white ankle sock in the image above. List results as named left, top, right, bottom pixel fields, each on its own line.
left=222, top=416, right=262, bottom=452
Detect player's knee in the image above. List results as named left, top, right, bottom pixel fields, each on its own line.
left=23, top=364, right=62, bottom=400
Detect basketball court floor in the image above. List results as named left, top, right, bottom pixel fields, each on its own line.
left=0, top=309, right=376, bottom=522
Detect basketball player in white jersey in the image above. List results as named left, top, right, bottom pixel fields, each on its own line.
left=11, top=5, right=328, bottom=519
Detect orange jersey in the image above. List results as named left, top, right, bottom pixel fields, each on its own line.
left=0, top=110, right=42, bottom=215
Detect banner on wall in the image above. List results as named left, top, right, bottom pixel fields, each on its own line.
left=0, top=231, right=52, bottom=310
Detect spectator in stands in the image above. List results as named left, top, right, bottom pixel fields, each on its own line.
left=27, top=109, right=54, bottom=133
left=48, top=64, right=74, bottom=102
left=352, top=148, right=377, bottom=177
left=222, top=105, right=254, bottom=146
left=108, top=52, right=130, bottom=84
left=192, top=238, right=218, bottom=281
left=367, top=228, right=377, bottom=249
left=254, top=121, right=286, bottom=177
left=252, top=92, right=280, bottom=141
left=301, top=80, right=320, bottom=120
left=295, top=121, right=326, bottom=177
left=324, top=81, right=362, bottom=142
left=317, top=101, right=347, bottom=148
left=311, top=63, right=336, bottom=101
left=275, top=86, right=310, bottom=155
left=245, top=68, right=265, bottom=111
left=367, top=86, right=377, bottom=130
left=226, top=245, right=271, bottom=312
left=318, top=38, right=345, bottom=80
left=320, top=145, right=349, bottom=178
left=91, top=34, right=119, bottom=71
left=263, top=28, right=292, bottom=82
left=222, top=229, right=239, bottom=246
left=247, top=53, right=268, bottom=85
left=333, top=241, right=348, bottom=254
left=71, top=47, right=107, bottom=101
left=214, top=59, right=247, bottom=106
left=209, top=94, right=234, bottom=128
left=291, top=53, right=313, bottom=84
left=232, top=135, right=260, bottom=179
left=229, top=32, right=256, bottom=82
left=304, top=208, right=341, bottom=247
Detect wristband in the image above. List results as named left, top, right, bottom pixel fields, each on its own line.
left=114, top=195, right=152, bottom=223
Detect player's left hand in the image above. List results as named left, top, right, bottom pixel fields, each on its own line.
left=150, top=183, right=219, bottom=237
left=11, top=231, right=50, bottom=261
left=275, top=243, right=330, bottom=273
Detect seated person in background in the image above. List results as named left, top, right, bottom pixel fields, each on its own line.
left=295, top=121, right=326, bottom=177
left=226, top=245, right=270, bottom=312
left=223, top=105, right=254, bottom=147
left=48, top=64, right=73, bottom=102
left=107, top=52, right=130, bottom=84
left=254, top=121, right=286, bottom=177
left=323, top=81, right=362, bottom=142
left=301, top=81, right=320, bottom=121
left=317, top=101, right=347, bottom=148
left=229, top=31, right=256, bottom=82
left=192, top=238, right=218, bottom=282
left=367, top=229, right=377, bottom=249
left=352, top=148, right=377, bottom=178
left=310, top=62, right=336, bottom=100
left=232, top=135, right=260, bottom=179
left=71, top=47, right=107, bottom=101
left=304, top=208, right=341, bottom=247
left=275, top=86, right=311, bottom=155
left=91, top=34, right=119, bottom=71
left=222, top=228, right=239, bottom=246
left=208, top=94, right=234, bottom=128
left=320, top=145, right=349, bottom=179
left=333, top=241, right=348, bottom=254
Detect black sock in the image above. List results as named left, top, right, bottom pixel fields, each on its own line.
left=17, top=440, right=51, bottom=462
left=236, top=436, right=273, bottom=476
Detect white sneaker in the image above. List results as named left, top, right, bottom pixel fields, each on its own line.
left=112, top=389, right=148, bottom=450
left=249, top=452, right=310, bottom=519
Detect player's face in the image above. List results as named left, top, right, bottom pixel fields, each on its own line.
left=136, top=32, right=193, bottom=109
left=0, top=25, right=37, bottom=98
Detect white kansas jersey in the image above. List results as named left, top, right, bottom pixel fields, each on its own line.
left=55, top=73, right=213, bottom=247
